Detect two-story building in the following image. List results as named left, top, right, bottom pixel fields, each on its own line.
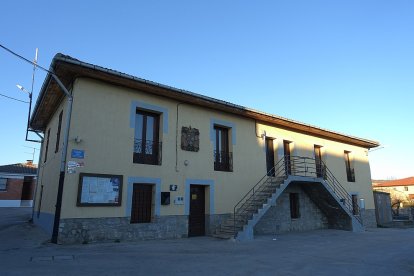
left=30, top=54, right=379, bottom=244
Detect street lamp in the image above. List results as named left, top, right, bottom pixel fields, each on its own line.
left=16, top=84, right=34, bottom=142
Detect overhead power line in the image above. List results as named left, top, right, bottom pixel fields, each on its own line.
left=0, top=93, right=28, bottom=103
left=0, top=43, right=52, bottom=74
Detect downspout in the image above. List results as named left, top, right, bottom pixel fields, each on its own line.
left=50, top=74, right=73, bottom=244
left=175, top=103, right=184, bottom=172
left=31, top=138, right=44, bottom=222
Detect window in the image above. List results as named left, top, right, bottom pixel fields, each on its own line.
left=133, top=110, right=161, bottom=165
left=214, top=126, right=232, bottom=171
left=55, top=111, right=63, bottom=153
left=404, top=186, right=409, bottom=191
left=289, top=193, right=300, bottom=219
left=130, top=184, right=153, bottom=223
left=0, top=178, right=7, bottom=191
left=44, top=129, right=51, bottom=163
left=344, top=151, right=355, bottom=182
left=314, top=145, right=324, bottom=178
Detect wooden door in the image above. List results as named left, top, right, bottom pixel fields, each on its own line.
left=188, top=185, right=205, bottom=237
left=131, top=184, right=153, bottom=223
left=265, top=138, right=275, bottom=176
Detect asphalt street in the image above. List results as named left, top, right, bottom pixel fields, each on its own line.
left=0, top=208, right=413, bottom=276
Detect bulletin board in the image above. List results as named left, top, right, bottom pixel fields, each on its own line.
left=77, top=173, right=122, bottom=206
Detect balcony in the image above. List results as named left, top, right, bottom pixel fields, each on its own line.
left=133, top=139, right=162, bottom=165
left=214, top=150, right=233, bottom=172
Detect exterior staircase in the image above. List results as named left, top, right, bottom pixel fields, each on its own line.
left=213, top=156, right=364, bottom=240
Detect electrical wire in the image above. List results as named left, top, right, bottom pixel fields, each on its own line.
left=0, top=93, right=28, bottom=103
left=0, top=43, right=52, bottom=74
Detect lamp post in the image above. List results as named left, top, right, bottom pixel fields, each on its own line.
left=1, top=44, right=72, bottom=244
left=16, top=84, right=34, bottom=142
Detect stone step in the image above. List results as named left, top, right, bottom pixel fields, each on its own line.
left=243, top=202, right=265, bottom=209
left=217, top=228, right=237, bottom=234
left=224, top=218, right=246, bottom=224
left=220, top=220, right=244, bottom=225
left=251, top=194, right=272, bottom=200
left=212, top=233, right=234, bottom=239
left=220, top=224, right=242, bottom=231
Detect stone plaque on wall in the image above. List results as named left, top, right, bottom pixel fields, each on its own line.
left=181, top=126, right=200, bottom=152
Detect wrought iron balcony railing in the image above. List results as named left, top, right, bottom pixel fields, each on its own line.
left=133, top=139, right=162, bottom=165
left=347, top=168, right=355, bottom=182
left=214, top=150, right=233, bottom=172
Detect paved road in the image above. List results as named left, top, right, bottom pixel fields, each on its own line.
left=0, top=208, right=413, bottom=275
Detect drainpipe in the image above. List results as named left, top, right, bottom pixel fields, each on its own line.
left=175, top=103, right=184, bottom=172
left=31, top=140, right=43, bottom=222
left=50, top=74, right=73, bottom=244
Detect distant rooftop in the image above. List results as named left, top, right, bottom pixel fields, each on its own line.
left=373, top=177, right=414, bottom=187
left=0, top=162, right=37, bottom=175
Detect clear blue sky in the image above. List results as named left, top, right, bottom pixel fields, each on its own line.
left=1, top=0, right=413, bottom=179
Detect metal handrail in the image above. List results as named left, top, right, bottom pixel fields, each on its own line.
left=233, top=158, right=287, bottom=235
left=287, top=156, right=361, bottom=222
left=231, top=155, right=362, bottom=237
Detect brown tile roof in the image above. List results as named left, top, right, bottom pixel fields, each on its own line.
left=29, top=53, right=380, bottom=149
left=0, top=163, right=37, bottom=175
left=373, top=177, right=414, bottom=187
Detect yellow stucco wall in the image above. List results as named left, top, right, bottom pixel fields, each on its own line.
left=33, top=98, right=69, bottom=216
left=36, top=78, right=375, bottom=219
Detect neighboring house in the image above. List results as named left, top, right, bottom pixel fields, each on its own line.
left=0, top=162, right=37, bottom=207
left=373, top=177, right=414, bottom=202
left=30, top=54, right=380, bottom=244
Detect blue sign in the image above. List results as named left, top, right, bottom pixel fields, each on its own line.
left=71, top=149, right=85, bottom=159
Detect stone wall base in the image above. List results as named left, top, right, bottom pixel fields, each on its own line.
left=59, top=216, right=188, bottom=244
left=58, top=214, right=232, bottom=244
left=254, top=184, right=329, bottom=235
left=361, top=209, right=377, bottom=228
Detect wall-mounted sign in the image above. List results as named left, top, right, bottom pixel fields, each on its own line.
left=71, top=149, right=85, bottom=159
left=77, top=173, right=122, bottom=206
left=68, top=161, right=84, bottom=168
left=67, top=167, right=76, bottom=174
left=169, top=185, right=178, bottom=191
left=174, top=196, right=184, bottom=205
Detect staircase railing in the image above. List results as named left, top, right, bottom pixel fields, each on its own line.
left=288, top=156, right=362, bottom=224
left=233, top=158, right=287, bottom=235
left=232, top=155, right=362, bottom=237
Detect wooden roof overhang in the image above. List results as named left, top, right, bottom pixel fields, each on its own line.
left=30, top=54, right=380, bottom=149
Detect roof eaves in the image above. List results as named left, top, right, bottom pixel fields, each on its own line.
left=32, top=54, right=380, bottom=148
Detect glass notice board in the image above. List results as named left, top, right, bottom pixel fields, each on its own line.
left=77, top=173, right=122, bottom=206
